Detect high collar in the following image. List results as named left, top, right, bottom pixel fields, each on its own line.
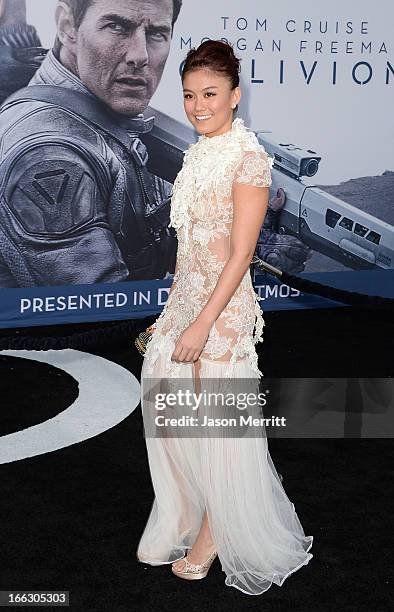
left=186, top=117, right=262, bottom=160
left=197, top=117, right=248, bottom=146
left=169, top=117, right=262, bottom=232
left=29, top=49, right=154, bottom=135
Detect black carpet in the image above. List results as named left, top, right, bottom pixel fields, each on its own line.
left=0, top=305, right=393, bottom=611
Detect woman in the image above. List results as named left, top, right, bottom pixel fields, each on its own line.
left=137, top=40, right=313, bottom=596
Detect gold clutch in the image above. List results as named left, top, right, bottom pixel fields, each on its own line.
left=134, top=324, right=156, bottom=356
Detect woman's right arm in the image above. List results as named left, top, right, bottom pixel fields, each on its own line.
left=167, top=256, right=179, bottom=299
left=151, top=256, right=179, bottom=331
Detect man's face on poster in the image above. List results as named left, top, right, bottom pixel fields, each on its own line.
left=69, top=0, right=173, bottom=115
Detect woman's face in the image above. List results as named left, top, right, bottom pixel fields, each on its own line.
left=182, top=68, right=241, bottom=138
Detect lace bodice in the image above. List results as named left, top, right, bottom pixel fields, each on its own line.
left=144, top=117, right=274, bottom=378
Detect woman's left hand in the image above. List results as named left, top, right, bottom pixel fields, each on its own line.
left=171, top=319, right=212, bottom=363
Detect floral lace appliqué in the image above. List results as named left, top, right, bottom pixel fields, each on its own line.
left=144, top=117, right=272, bottom=379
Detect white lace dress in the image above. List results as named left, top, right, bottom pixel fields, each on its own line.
left=137, top=118, right=313, bottom=595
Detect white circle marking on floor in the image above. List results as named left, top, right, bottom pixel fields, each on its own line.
left=0, top=349, right=140, bottom=464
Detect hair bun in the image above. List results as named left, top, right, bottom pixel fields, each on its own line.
left=182, top=39, right=241, bottom=88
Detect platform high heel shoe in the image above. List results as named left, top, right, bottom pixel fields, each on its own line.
left=171, top=549, right=218, bottom=580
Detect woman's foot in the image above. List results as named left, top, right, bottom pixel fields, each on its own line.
left=172, top=510, right=216, bottom=573
left=172, top=548, right=217, bottom=580
left=172, top=540, right=217, bottom=573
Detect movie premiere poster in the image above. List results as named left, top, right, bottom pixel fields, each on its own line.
left=0, top=0, right=392, bottom=329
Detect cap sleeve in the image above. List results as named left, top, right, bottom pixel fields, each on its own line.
left=234, top=148, right=273, bottom=188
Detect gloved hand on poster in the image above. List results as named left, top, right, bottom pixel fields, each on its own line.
left=255, top=187, right=313, bottom=275
left=0, top=0, right=47, bottom=105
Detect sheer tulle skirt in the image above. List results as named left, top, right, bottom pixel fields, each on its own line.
left=137, top=345, right=313, bottom=596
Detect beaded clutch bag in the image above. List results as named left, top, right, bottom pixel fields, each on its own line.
left=134, top=325, right=156, bottom=356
